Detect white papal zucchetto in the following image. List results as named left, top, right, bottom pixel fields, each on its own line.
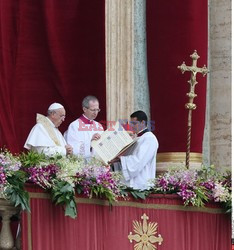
left=48, top=103, right=64, bottom=111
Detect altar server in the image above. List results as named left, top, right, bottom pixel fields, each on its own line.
left=113, top=111, right=158, bottom=190
left=24, top=103, right=73, bottom=156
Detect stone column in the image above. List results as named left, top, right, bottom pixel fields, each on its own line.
left=106, top=0, right=150, bottom=123
left=0, top=199, right=20, bottom=250
left=133, top=0, right=150, bottom=118
left=105, top=0, right=135, bottom=122
left=207, top=0, right=231, bottom=171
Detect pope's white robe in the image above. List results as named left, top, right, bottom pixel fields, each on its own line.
left=119, top=131, right=158, bottom=190
left=65, top=118, right=104, bottom=158
left=24, top=115, right=67, bottom=156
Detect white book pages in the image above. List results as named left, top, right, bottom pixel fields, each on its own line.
left=91, top=121, right=136, bottom=165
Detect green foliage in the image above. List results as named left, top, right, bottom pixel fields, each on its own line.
left=76, top=183, right=117, bottom=205
left=223, top=199, right=232, bottom=213
left=197, top=165, right=217, bottom=180
left=50, top=180, right=77, bottom=219
left=194, top=186, right=209, bottom=207
left=47, top=154, right=63, bottom=162
left=121, top=187, right=150, bottom=200
left=4, top=171, right=30, bottom=211
left=19, top=151, right=47, bottom=167
left=75, top=184, right=83, bottom=195
left=91, top=185, right=116, bottom=204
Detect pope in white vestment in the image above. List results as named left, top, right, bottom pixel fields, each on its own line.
left=24, top=103, right=73, bottom=157
left=65, top=96, right=103, bottom=159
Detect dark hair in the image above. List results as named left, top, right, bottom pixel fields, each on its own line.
left=130, top=110, right=148, bottom=123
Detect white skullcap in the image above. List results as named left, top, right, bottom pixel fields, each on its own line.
left=48, top=103, right=64, bottom=111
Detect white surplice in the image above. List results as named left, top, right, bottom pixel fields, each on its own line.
left=65, top=118, right=103, bottom=158
left=120, top=131, right=158, bottom=190
left=24, top=115, right=67, bottom=156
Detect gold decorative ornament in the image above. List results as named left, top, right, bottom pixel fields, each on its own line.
left=157, top=152, right=202, bottom=163
left=178, top=50, right=209, bottom=169
left=128, top=213, right=163, bottom=250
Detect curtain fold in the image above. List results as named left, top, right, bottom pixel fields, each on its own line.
left=146, top=0, right=208, bottom=153
left=0, top=0, right=106, bottom=153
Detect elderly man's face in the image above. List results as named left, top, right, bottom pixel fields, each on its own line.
left=83, top=100, right=100, bottom=120
left=50, top=108, right=66, bottom=127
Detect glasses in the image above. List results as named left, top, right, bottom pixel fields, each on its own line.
left=87, top=108, right=101, bottom=113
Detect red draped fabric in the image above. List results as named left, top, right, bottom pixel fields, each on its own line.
left=21, top=186, right=231, bottom=250
left=0, top=0, right=106, bottom=153
left=146, top=0, right=208, bottom=153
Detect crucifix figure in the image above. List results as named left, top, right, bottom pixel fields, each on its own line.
left=178, top=50, right=209, bottom=169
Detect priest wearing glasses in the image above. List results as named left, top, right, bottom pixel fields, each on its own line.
left=24, top=103, right=73, bottom=156
left=65, top=95, right=104, bottom=158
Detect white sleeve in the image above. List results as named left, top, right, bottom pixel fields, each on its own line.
left=24, top=123, right=67, bottom=156
left=66, top=122, right=82, bottom=155
left=120, top=137, right=158, bottom=181
left=24, top=124, right=55, bottom=149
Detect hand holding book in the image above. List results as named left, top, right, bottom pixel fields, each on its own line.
left=91, top=121, right=137, bottom=165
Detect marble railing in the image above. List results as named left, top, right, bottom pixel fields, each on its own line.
left=0, top=196, right=20, bottom=250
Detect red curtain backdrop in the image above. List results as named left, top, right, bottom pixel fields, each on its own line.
left=21, top=186, right=231, bottom=250
left=146, top=0, right=208, bottom=153
left=0, top=0, right=106, bottom=153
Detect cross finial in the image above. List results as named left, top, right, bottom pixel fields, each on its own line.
left=178, top=50, right=208, bottom=77
left=178, top=50, right=209, bottom=168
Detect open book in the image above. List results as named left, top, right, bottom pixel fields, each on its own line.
left=91, top=121, right=137, bottom=165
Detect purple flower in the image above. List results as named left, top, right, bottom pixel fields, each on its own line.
left=178, top=189, right=196, bottom=201
left=0, top=166, right=7, bottom=185
left=25, top=164, right=59, bottom=188
left=200, top=180, right=215, bottom=190
left=75, top=165, right=119, bottom=197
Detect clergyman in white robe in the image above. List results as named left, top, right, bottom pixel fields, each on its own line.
left=65, top=114, right=103, bottom=158
left=24, top=114, right=67, bottom=156
left=117, top=130, right=158, bottom=190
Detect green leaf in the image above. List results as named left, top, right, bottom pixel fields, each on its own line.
left=56, top=196, right=65, bottom=204
left=50, top=179, right=77, bottom=219
left=60, top=184, right=73, bottom=193
left=76, top=186, right=83, bottom=194
left=19, top=151, right=47, bottom=167
left=65, top=202, right=77, bottom=219
left=4, top=185, right=30, bottom=212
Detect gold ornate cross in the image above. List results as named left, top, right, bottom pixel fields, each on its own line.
left=178, top=50, right=209, bottom=168
left=128, top=213, right=163, bottom=250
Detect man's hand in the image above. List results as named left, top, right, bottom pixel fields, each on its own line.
left=65, top=144, right=73, bottom=155
left=91, top=133, right=101, bottom=141
left=127, top=131, right=136, bottom=139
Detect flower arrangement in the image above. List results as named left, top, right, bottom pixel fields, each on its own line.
left=0, top=150, right=231, bottom=218
left=19, top=152, right=120, bottom=218
left=75, top=164, right=120, bottom=202
left=153, top=166, right=231, bottom=210
left=0, top=150, right=30, bottom=211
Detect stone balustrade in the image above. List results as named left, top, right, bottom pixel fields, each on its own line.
left=0, top=197, right=20, bottom=250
